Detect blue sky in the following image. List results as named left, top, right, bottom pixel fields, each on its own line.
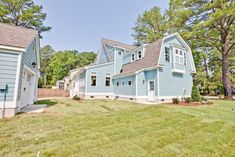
left=35, top=0, right=169, bottom=52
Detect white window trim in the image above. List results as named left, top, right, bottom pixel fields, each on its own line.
left=105, top=74, right=111, bottom=87
left=128, top=80, right=132, bottom=86
left=137, top=50, right=142, bottom=60
left=90, top=72, right=97, bottom=87
left=165, top=47, right=171, bottom=63
left=174, top=47, right=184, bottom=65
left=131, top=53, right=135, bottom=62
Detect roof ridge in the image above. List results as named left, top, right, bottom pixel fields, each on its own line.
left=101, top=38, right=136, bottom=50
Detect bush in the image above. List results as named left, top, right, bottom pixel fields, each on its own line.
left=73, top=95, right=80, bottom=101
left=172, top=97, right=180, bottom=104
left=201, top=96, right=208, bottom=102
left=191, top=86, right=202, bottom=102
left=185, top=97, right=192, bottom=103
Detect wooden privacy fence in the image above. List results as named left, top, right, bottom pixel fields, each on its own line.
left=37, top=88, right=69, bottom=98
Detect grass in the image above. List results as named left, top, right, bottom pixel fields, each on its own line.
left=0, top=99, right=235, bottom=157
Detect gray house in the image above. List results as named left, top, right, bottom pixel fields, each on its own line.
left=0, top=23, right=40, bottom=118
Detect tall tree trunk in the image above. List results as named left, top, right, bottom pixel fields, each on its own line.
left=221, top=29, right=233, bottom=99
left=222, top=53, right=232, bottom=99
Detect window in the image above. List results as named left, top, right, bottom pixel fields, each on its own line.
left=118, top=51, right=122, bottom=55
left=138, top=51, right=142, bottom=59
left=122, top=82, right=125, bottom=86
left=165, top=47, right=170, bottom=62
left=143, top=80, right=145, bottom=85
left=128, top=80, right=132, bottom=86
left=91, top=72, right=97, bottom=86
left=184, top=52, right=187, bottom=66
left=117, top=82, right=119, bottom=86
left=26, top=74, right=31, bottom=83
left=131, top=54, right=135, bottom=62
left=175, top=49, right=184, bottom=65
left=105, top=74, right=111, bottom=87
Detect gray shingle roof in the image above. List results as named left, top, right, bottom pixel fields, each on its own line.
left=0, top=22, right=38, bottom=49
left=115, top=40, right=162, bottom=77
left=102, top=38, right=136, bottom=51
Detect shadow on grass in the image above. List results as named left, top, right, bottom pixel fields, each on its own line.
left=34, top=99, right=58, bottom=107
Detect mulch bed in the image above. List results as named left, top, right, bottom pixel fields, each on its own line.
left=167, top=102, right=213, bottom=106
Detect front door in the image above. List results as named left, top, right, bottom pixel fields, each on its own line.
left=148, top=81, right=155, bottom=101
left=20, top=70, right=33, bottom=108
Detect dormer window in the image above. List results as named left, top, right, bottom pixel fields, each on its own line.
left=131, top=53, right=135, bottom=62
left=138, top=51, right=142, bottom=59
left=165, top=47, right=170, bottom=62
left=175, top=49, right=184, bottom=65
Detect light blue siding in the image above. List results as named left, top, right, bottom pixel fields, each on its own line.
left=113, top=75, right=136, bottom=97
left=136, top=72, right=146, bottom=96
left=158, top=36, right=193, bottom=97
left=86, top=63, right=114, bottom=93
left=79, top=71, right=86, bottom=93
left=114, top=48, right=124, bottom=75
left=145, top=70, right=158, bottom=96
left=17, top=40, right=38, bottom=100
left=97, top=46, right=110, bottom=64
left=107, top=45, right=115, bottom=60
left=0, top=52, right=18, bottom=102
left=123, top=53, right=131, bottom=64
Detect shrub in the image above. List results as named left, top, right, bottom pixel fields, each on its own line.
left=191, top=86, right=202, bottom=102
left=201, top=96, right=208, bottom=102
left=73, top=95, right=80, bottom=101
left=172, top=97, right=180, bottom=104
left=185, top=97, right=192, bottom=103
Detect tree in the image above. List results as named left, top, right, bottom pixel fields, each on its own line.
left=132, top=7, right=167, bottom=45
left=40, top=45, right=55, bottom=87
left=167, top=0, right=235, bottom=99
left=0, top=0, right=51, bottom=36
left=48, top=51, right=96, bottom=85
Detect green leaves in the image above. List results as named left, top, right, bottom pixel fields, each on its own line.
left=132, top=7, right=166, bottom=44
left=39, top=46, right=97, bottom=86
left=0, top=0, right=51, bottom=37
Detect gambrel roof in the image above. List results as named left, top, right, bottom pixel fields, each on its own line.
left=0, top=22, right=38, bottom=49
left=115, top=33, right=196, bottom=77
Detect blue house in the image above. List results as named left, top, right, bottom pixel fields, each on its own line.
left=71, top=33, right=196, bottom=103
left=0, top=23, right=40, bottom=118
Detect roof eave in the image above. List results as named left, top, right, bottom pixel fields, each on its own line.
left=0, top=44, right=25, bottom=52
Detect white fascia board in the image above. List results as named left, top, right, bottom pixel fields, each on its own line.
left=113, top=73, right=136, bottom=79
left=85, top=62, right=114, bottom=69
left=0, top=45, right=25, bottom=53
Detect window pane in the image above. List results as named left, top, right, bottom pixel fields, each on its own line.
left=180, top=51, right=182, bottom=55
left=105, top=77, right=110, bottom=86
left=175, top=56, right=179, bottom=63
left=91, top=76, right=96, bottom=86
left=165, top=47, right=170, bottom=62
left=150, top=81, right=154, bottom=91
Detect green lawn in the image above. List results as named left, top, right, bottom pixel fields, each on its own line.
left=0, top=99, right=235, bottom=157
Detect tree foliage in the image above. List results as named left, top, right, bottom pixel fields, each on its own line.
left=132, top=7, right=167, bottom=45
left=0, top=0, right=51, bottom=36
left=38, top=46, right=96, bottom=87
